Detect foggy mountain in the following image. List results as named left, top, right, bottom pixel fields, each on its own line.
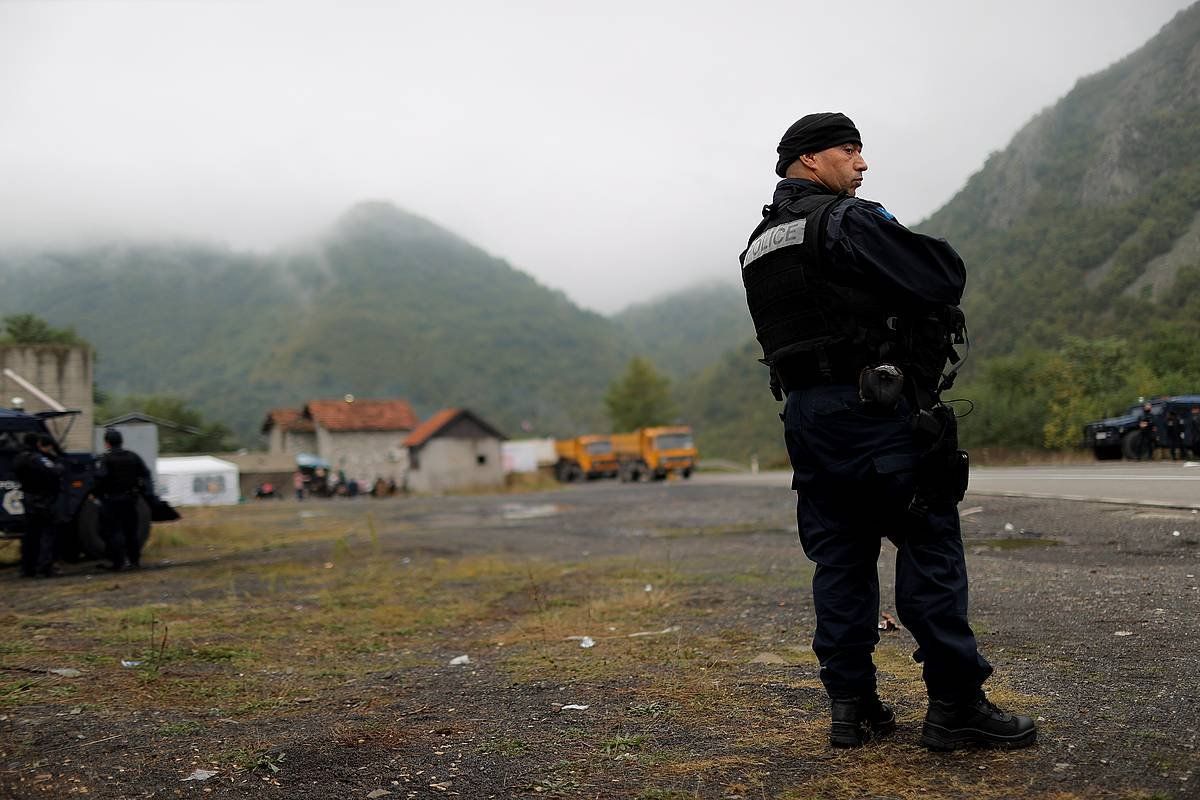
left=921, top=1, right=1200, bottom=353
left=0, top=202, right=634, bottom=441
left=611, top=282, right=751, bottom=380
left=2, top=7, right=1198, bottom=460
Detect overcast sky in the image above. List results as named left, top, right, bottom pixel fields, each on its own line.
left=1, top=1, right=1193, bottom=313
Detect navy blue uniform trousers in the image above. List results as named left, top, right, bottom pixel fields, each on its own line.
left=20, top=504, right=56, bottom=577
left=102, top=495, right=142, bottom=568
left=783, top=384, right=992, bottom=702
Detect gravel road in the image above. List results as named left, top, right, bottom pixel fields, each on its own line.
left=2, top=480, right=1198, bottom=798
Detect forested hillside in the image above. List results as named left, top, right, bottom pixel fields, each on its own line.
left=611, top=282, right=751, bottom=379
left=0, top=202, right=632, bottom=441
left=923, top=2, right=1200, bottom=446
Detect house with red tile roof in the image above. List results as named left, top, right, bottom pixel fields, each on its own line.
left=261, top=407, right=316, bottom=456
left=403, top=408, right=506, bottom=493
left=261, top=396, right=418, bottom=486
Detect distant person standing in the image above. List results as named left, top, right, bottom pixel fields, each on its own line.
left=94, top=429, right=151, bottom=571
left=1188, top=406, right=1200, bottom=459
left=293, top=470, right=306, bottom=501
left=1137, top=402, right=1156, bottom=461
left=13, top=433, right=63, bottom=578
left=1165, top=411, right=1183, bottom=460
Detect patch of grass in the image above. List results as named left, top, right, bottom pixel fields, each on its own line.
left=725, top=570, right=773, bottom=586
left=973, top=537, right=1060, bottom=550
left=657, top=751, right=770, bottom=776
left=144, top=528, right=189, bottom=549
left=481, top=736, right=528, bottom=756
left=503, top=472, right=566, bottom=493
left=0, top=677, right=45, bottom=705
left=0, top=638, right=36, bottom=658
left=161, top=720, right=205, bottom=736
left=636, top=790, right=694, bottom=800
left=601, top=734, right=647, bottom=755
left=251, top=750, right=287, bottom=774
left=628, top=701, right=672, bottom=718
left=651, top=523, right=784, bottom=539
left=3, top=511, right=578, bottom=718
left=218, top=744, right=274, bottom=771
left=186, top=644, right=255, bottom=662
left=783, top=644, right=819, bottom=665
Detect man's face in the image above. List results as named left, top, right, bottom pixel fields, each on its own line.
left=809, top=143, right=868, bottom=196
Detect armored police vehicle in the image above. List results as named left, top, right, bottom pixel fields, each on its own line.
left=1083, top=395, right=1200, bottom=460
left=0, top=408, right=110, bottom=559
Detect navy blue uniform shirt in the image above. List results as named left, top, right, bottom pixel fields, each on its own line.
left=773, top=179, right=966, bottom=307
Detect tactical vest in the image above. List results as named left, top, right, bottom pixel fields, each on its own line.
left=739, top=192, right=966, bottom=399
left=13, top=450, right=60, bottom=501
left=741, top=193, right=893, bottom=376
left=97, top=448, right=146, bottom=496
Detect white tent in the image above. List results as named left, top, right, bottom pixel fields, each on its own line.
left=501, top=438, right=557, bottom=473
left=156, top=456, right=240, bottom=506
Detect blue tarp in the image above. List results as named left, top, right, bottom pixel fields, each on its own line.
left=295, top=452, right=330, bottom=468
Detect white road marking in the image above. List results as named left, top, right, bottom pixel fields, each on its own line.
left=972, top=474, right=1200, bottom=481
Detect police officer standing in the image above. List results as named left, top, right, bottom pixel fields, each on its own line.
left=740, top=113, right=1036, bottom=750
left=94, top=428, right=151, bottom=571
left=13, top=433, right=63, bottom=578
left=1137, top=402, right=1157, bottom=461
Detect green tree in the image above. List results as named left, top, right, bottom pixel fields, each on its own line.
left=1, top=313, right=86, bottom=345
left=605, top=356, right=677, bottom=431
left=97, top=393, right=236, bottom=453
left=955, top=349, right=1059, bottom=449
left=1041, top=337, right=1150, bottom=449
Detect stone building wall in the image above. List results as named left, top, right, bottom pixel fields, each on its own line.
left=315, top=427, right=408, bottom=485
left=407, top=437, right=503, bottom=493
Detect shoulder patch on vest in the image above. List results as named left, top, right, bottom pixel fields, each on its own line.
left=742, top=218, right=806, bottom=269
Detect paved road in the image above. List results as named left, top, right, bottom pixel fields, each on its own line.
left=694, top=461, right=1200, bottom=508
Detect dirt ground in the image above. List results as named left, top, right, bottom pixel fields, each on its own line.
left=1, top=480, right=1198, bottom=799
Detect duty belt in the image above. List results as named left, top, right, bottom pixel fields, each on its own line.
left=774, top=354, right=863, bottom=393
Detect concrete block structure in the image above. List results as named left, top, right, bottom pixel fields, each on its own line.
left=0, top=345, right=94, bottom=452
left=261, top=408, right=317, bottom=455
left=404, top=408, right=506, bottom=493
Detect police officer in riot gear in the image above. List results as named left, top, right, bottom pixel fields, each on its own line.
left=740, top=113, right=1036, bottom=751
left=13, top=433, right=63, bottom=578
left=94, top=428, right=151, bottom=571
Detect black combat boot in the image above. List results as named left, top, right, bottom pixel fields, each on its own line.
left=921, top=691, right=1037, bottom=751
left=829, top=695, right=896, bottom=748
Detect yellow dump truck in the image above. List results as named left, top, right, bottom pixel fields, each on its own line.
left=612, top=425, right=698, bottom=482
left=553, top=435, right=619, bottom=482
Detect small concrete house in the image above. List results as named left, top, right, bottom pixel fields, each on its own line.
left=404, top=408, right=506, bottom=493
left=262, top=397, right=418, bottom=484
left=261, top=408, right=316, bottom=455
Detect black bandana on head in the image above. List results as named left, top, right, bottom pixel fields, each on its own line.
left=774, top=112, right=862, bottom=178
